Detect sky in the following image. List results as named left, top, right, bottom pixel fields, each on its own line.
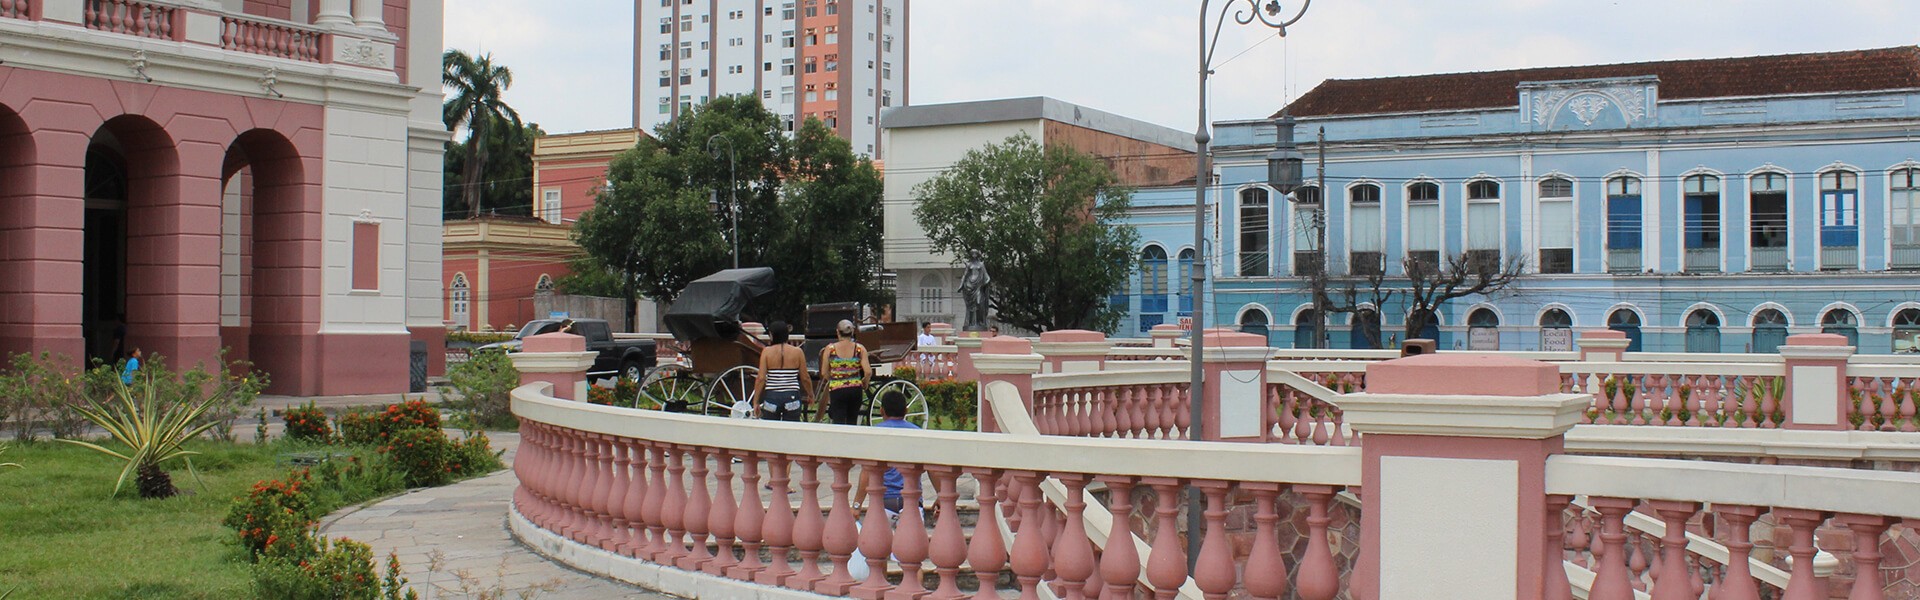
left=446, top=0, right=1920, bottom=136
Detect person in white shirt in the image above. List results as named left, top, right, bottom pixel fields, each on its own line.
left=916, top=322, right=938, bottom=347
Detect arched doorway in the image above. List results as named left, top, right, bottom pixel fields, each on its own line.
left=85, top=116, right=179, bottom=364
left=1539, top=308, right=1574, bottom=351
left=1238, top=306, right=1270, bottom=345
left=1820, top=309, right=1858, bottom=347
left=0, top=105, right=34, bottom=359
left=1608, top=309, right=1643, bottom=352
left=219, top=129, right=313, bottom=380
left=1751, top=308, right=1789, bottom=354
left=1686, top=309, right=1722, bottom=353
left=1467, top=307, right=1500, bottom=350
left=1349, top=308, right=1382, bottom=349
left=1894, top=308, right=1920, bottom=354
left=1293, top=308, right=1319, bottom=349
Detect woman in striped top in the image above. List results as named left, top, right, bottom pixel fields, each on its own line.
left=753, top=321, right=812, bottom=421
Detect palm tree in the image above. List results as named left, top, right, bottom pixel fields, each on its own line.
left=443, top=49, right=521, bottom=219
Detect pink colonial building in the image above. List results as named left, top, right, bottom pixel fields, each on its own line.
left=0, top=0, right=448, bottom=394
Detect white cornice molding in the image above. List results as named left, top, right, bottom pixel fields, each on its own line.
left=1030, top=340, right=1111, bottom=359
left=0, top=18, right=415, bottom=114
left=973, top=352, right=1044, bottom=376
left=1337, top=392, right=1593, bottom=440
left=509, top=351, right=598, bottom=374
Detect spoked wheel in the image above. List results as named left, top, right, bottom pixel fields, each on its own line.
left=707, top=365, right=760, bottom=419
left=866, top=379, right=930, bottom=427
left=636, top=365, right=703, bottom=412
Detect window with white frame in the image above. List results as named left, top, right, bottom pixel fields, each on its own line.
left=1821, top=171, right=1859, bottom=248
left=1465, top=180, right=1501, bottom=270
left=535, top=274, right=555, bottom=293
left=1606, top=176, right=1644, bottom=272
left=1292, top=186, right=1323, bottom=276
left=1750, top=172, right=1789, bottom=251
left=1538, top=177, right=1574, bottom=274
left=917, top=273, right=945, bottom=315
left=1892, top=168, right=1920, bottom=267
left=540, top=189, right=562, bottom=224
left=449, top=274, right=471, bottom=330
left=1349, top=184, right=1383, bottom=275
left=1238, top=188, right=1271, bottom=276
left=1140, top=245, right=1169, bottom=313
left=1682, top=174, right=1721, bottom=271
left=1406, top=181, right=1441, bottom=268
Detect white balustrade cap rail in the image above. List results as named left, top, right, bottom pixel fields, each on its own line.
left=1546, top=454, right=1920, bottom=519
left=512, top=382, right=1361, bottom=486
left=1032, top=366, right=1190, bottom=392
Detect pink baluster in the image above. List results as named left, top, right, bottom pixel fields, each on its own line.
left=1128, top=385, right=1149, bottom=438
left=1567, top=510, right=1592, bottom=570
left=1900, top=380, right=1918, bottom=432
left=677, top=447, right=713, bottom=570
left=1589, top=498, right=1637, bottom=600
left=1143, top=478, right=1186, bottom=600
left=1242, top=483, right=1288, bottom=600
left=621, top=439, right=648, bottom=556
left=511, top=422, right=535, bottom=521
left=1709, top=505, right=1762, bottom=600
left=560, top=430, right=587, bottom=539
left=1296, top=485, right=1340, bottom=600
left=1649, top=501, right=1701, bottom=600
left=969, top=469, right=1009, bottom=600
left=592, top=435, right=618, bottom=549
left=925, top=467, right=966, bottom=600
left=1192, top=482, right=1234, bottom=600
left=729, top=452, right=764, bottom=579
left=1009, top=472, right=1049, bottom=600
left=1311, top=408, right=1332, bottom=446
left=1878, top=381, right=1898, bottom=432
left=1173, top=384, right=1191, bottom=437
left=888, top=464, right=930, bottom=600
left=1684, top=376, right=1705, bottom=427
left=790, top=456, right=828, bottom=590
left=607, top=437, right=633, bottom=555
left=1611, top=376, right=1633, bottom=425
left=1627, top=534, right=1649, bottom=591
left=660, top=446, right=689, bottom=562
left=755, top=454, right=796, bottom=586
left=1760, top=377, right=1781, bottom=428
left=1099, top=476, right=1142, bottom=600
left=1543, top=495, right=1574, bottom=600
left=642, top=444, right=669, bottom=560
left=1630, top=377, right=1652, bottom=426
left=1775, top=508, right=1828, bottom=600
left=706, top=448, right=739, bottom=575
left=817, top=459, right=861, bottom=595
left=1052, top=475, right=1096, bottom=600
left=1839, top=514, right=1890, bottom=600
left=851, top=461, right=894, bottom=599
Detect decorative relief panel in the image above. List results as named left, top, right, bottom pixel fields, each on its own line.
left=1518, top=76, right=1658, bottom=131
left=334, top=38, right=392, bottom=69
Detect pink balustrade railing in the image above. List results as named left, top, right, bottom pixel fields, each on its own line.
left=512, top=385, right=1361, bottom=599
left=1267, top=373, right=1354, bottom=447
left=84, top=0, right=177, bottom=40
left=900, top=349, right=957, bottom=380
left=1546, top=455, right=1920, bottom=599
left=1031, top=371, right=1190, bottom=438
left=220, top=15, right=323, bottom=62
left=1560, top=365, right=1788, bottom=428
left=0, top=0, right=33, bottom=19
left=1842, top=367, right=1920, bottom=432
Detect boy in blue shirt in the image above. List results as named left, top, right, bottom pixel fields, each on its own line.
left=856, top=389, right=921, bottom=515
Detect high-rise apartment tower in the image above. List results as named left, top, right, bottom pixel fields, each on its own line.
left=634, top=0, right=909, bottom=156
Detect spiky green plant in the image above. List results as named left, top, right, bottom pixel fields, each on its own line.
left=57, top=371, right=231, bottom=499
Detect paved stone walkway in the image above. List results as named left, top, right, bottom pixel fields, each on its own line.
left=320, top=432, right=680, bottom=599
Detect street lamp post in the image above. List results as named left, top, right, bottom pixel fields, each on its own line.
left=1190, top=0, right=1309, bottom=564
left=706, top=133, right=740, bottom=269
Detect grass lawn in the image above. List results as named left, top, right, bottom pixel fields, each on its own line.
left=0, top=440, right=293, bottom=599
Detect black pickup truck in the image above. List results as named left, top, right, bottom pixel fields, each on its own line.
left=479, top=318, right=656, bottom=381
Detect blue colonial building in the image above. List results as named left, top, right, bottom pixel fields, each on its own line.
left=1116, top=46, right=1920, bottom=354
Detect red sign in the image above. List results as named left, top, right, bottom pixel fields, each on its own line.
left=1178, top=317, right=1193, bottom=331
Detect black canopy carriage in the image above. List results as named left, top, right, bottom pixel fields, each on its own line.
left=635, top=267, right=929, bottom=425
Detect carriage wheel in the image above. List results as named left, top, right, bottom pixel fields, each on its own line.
left=868, top=379, right=930, bottom=428
left=708, top=365, right=761, bottom=419
left=636, top=365, right=703, bottom=412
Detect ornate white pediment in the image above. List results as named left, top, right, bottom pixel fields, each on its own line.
left=1518, top=76, right=1658, bottom=131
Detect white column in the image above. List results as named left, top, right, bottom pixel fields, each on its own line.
left=315, top=0, right=352, bottom=25
left=352, top=0, right=384, bottom=28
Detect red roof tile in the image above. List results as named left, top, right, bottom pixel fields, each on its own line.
left=1278, top=46, right=1920, bottom=118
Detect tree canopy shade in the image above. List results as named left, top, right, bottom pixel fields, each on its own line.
left=443, top=120, right=540, bottom=218
left=572, top=96, right=886, bottom=328
left=442, top=49, right=522, bottom=219
left=912, top=133, right=1139, bottom=333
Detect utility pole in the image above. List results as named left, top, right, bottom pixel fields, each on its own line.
left=1312, top=127, right=1327, bottom=348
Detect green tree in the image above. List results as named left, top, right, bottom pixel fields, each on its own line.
left=442, top=49, right=521, bottom=220
left=553, top=254, right=629, bottom=299
left=912, top=133, right=1138, bottom=333
left=444, top=121, right=542, bottom=219
left=573, top=96, right=887, bottom=326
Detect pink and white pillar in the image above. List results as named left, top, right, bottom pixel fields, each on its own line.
left=1150, top=324, right=1184, bottom=349
left=1340, top=353, right=1590, bottom=600
left=972, top=336, right=1044, bottom=434
left=951, top=332, right=985, bottom=382
left=1032, top=329, right=1107, bottom=374
left=1576, top=329, right=1631, bottom=363
left=509, top=333, right=597, bottom=402
left=1187, top=328, right=1274, bottom=442
left=1778, top=333, right=1855, bottom=431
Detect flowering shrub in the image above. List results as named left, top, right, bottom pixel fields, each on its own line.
left=337, top=400, right=440, bottom=446
left=381, top=427, right=452, bottom=487
left=921, top=379, right=978, bottom=431
left=449, top=431, right=502, bottom=479
left=891, top=364, right=919, bottom=383
left=283, top=402, right=332, bottom=442
left=224, top=472, right=317, bottom=559
left=252, top=536, right=417, bottom=600
left=586, top=378, right=653, bottom=408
